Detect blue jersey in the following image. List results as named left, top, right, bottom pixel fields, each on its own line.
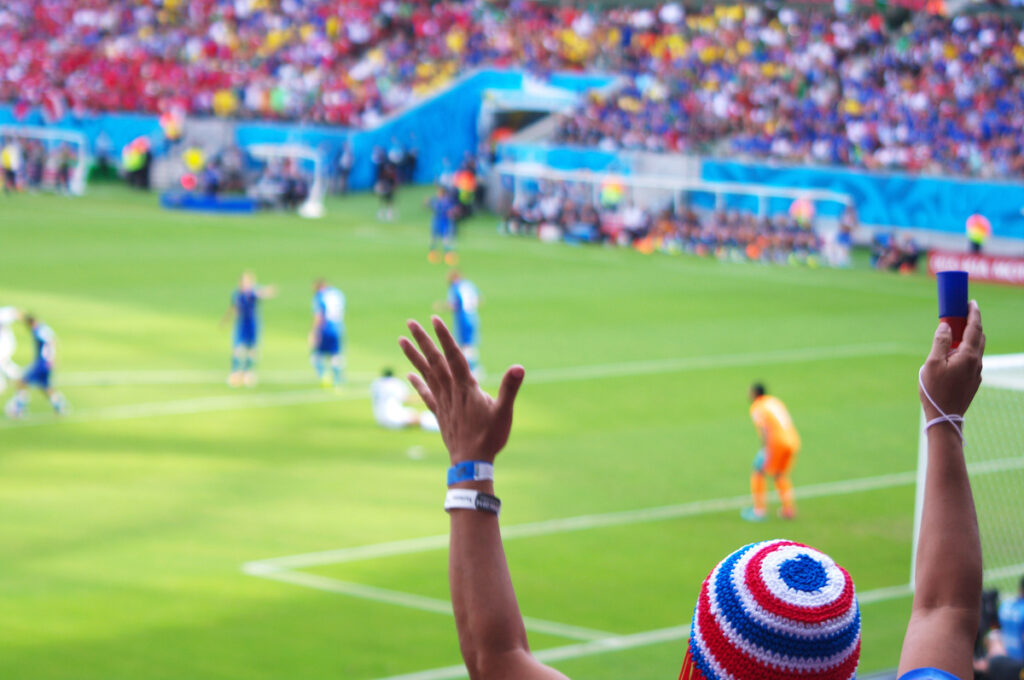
left=898, top=670, right=958, bottom=680
left=448, top=280, right=479, bottom=344
left=233, top=289, right=259, bottom=326
left=23, top=323, right=56, bottom=387
left=1001, top=597, right=1024, bottom=661
left=431, top=195, right=454, bottom=233
left=313, top=287, right=345, bottom=337
left=232, top=289, right=260, bottom=347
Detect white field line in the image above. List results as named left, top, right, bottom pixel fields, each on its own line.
left=247, top=454, right=1024, bottom=571
left=245, top=566, right=614, bottom=642
left=55, top=342, right=913, bottom=388
left=3, top=341, right=914, bottom=429
left=367, top=562, right=1024, bottom=680
left=250, top=460, right=975, bottom=572
left=243, top=458, right=1024, bottom=674
left=0, top=388, right=366, bottom=430
left=520, top=342, right=913, bottom=385
left=57, top=369, right=378, bottom=387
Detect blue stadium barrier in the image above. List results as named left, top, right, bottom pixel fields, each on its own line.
left=702, top=159, right=1024, bottom=240
left=160, top=192, right=257, bottom=214
left=2, top=70, right=615, bottom=192
left=496, top=143, right=630, bottom=173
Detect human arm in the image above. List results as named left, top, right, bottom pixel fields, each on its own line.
left=309, top=312, right=323, bottom=350
left=257, top=285, right=278, bottom=300
left=219, top=297, right=236, bottom=328
left=897, top=301, right=986, bottom=680
left=399, top=316, right=568, bottom=680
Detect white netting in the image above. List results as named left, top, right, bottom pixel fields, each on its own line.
left=0, top=125, right=88, bottom=196
left=969, top=356, right=1024, bottom=592
left=913, top=354, right=1024, bottom=593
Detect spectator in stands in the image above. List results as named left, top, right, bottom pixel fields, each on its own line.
left=398, top=302, right=986, bottom=680
left=1000, top=577, right=1024, bottom=662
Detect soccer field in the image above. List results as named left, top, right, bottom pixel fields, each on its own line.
left=2, top=185, right=1022, bottom=680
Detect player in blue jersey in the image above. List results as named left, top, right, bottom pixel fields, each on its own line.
left=222, top=271, right=277, bottom=387
left=310, top=278, right=346, bottom=388
left=5, top=314, right=68, bottom=419
left=446, top=270, right=481, bottom=375
left=427, top=186, right=458, bottom=265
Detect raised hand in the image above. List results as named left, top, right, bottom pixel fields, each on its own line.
left=399, top=316, right=524, bottom=464
left=920, top=300, right=986, bottom=420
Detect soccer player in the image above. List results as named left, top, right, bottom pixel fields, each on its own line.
left=5, top=314, right=68, bottom=418
left=0, top=305, right=22, bottom=392
left=446, top=270, right=480, bottom=375
left=743, top=382, right=801, bottom=521
left=370, top=368, right=439, bottom=431
left=222, top=271, right=276, bottom=387
left=310, top=278, right=345, bottom=388
left=427, top=185, right=457, bottom=265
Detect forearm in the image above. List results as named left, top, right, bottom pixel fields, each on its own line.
left=912, top=425, right=982, bottom=612
left=448, top=479, right=530, bottom=676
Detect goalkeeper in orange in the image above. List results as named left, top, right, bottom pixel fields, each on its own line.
left=742, top=382, right=800, bottom=521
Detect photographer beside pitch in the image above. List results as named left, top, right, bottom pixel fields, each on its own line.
left=399, top=300, right=986, bottom=680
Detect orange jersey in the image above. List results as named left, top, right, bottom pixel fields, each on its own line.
left=750, top=395, right=801, bottom=453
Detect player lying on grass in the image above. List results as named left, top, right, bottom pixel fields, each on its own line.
left=0, top=305, right=22, bottom=393
left=399, top=302, right=985, bottom=680
left=5, top=314, right=68, bottom=419
left=370, top=368, right=439, bottom=432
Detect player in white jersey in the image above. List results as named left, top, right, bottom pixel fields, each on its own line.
left=0, top=306, right=22, bottom=392
left=370, top=368, right=439, bottom=431
left=310, top=278, right=346, bottom=387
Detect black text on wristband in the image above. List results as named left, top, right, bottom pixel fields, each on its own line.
left=444, top=488, right=501, bottom=516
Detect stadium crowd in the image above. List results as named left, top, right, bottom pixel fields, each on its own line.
left=3, top=2, right=1024, bottom=177
left=551, top=7, right=1024, bottom=179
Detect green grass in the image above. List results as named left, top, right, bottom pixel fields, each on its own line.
left=1, top=185, right=1022, bottom=679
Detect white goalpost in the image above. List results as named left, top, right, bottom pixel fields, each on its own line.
left=0, top=125, right=89, bottom=196
left=492, top=161, right=854, bottom=222
left=911, top=353, right=1024, bottom=593
left=245, top=143, right=326, bottom=219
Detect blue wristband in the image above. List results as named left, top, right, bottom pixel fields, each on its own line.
left=447, top=461, right=494, bottom=486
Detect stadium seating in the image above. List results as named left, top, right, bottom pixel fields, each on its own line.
left=2, top=2, right=1022, bottom=178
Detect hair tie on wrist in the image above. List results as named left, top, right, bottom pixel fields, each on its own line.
left=918, top=365, right=964, bottom=442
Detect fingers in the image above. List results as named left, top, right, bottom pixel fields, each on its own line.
left=927, top=322, right=952, bottom=364
left=407, top=319, right=452, bottom=387
left=494, top=365, right=526, bottom=424
left=408, top=372, right=438, bottom=413
left=961, top=300, right=984, bottom=354
left=431, top=315, right=474, bottom=383
left=399, top=336, right=433, bottom=383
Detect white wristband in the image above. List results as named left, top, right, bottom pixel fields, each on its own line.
left=444, top=489, right=501, bottom=516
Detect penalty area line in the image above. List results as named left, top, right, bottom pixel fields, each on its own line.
left=4, top=341, right=913, bottom=429
left=366, top=561, right=1024, bottom=680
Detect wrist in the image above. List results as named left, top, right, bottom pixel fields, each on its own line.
left=448, top=479, right=494, bottom=492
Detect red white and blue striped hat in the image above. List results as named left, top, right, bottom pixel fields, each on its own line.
left=679, top=539, right=861, bottom=680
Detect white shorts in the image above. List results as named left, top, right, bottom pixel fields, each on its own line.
left=0, top=328, right=14, bottom=362
left=376, top=402, right=418, bottom=430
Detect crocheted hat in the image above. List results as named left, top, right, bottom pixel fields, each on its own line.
left=680, top=539, right=861, bottom=680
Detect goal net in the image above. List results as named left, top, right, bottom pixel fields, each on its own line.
left=244, top=143, right=326, bottom=219
left=911, top=353, right=1024, bottom=593
left=0, top=125, right=89, bottom=196
left=491, top=161, right=855, bottom=264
